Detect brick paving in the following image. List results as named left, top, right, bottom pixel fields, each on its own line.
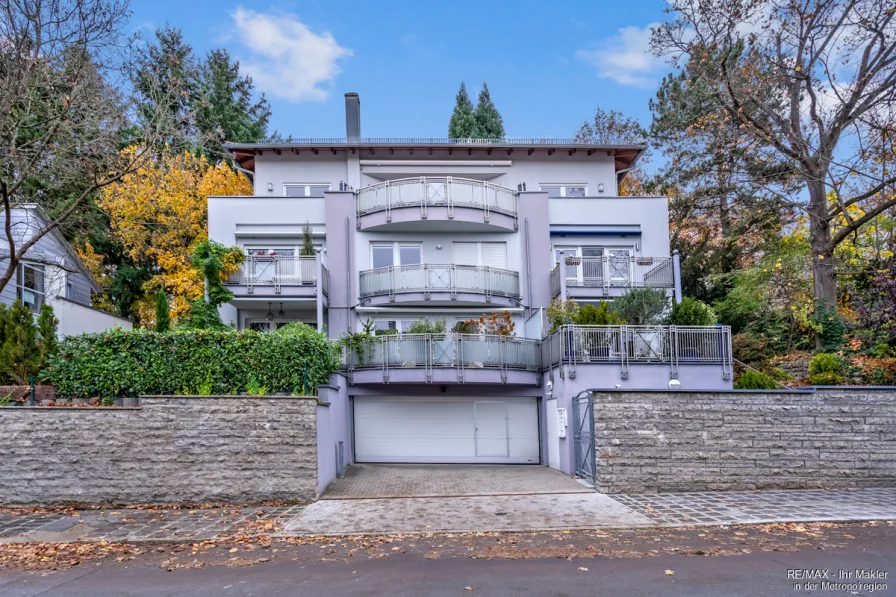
left=0, top=506, right=305, bottom=543
left=613, top=487, right=896, bottom=526
left=322, top=464, right=592, bottom=499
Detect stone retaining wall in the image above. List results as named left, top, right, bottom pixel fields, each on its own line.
left=0, top=396, right=318, bottom=506
left=593, top=388, right=896, bottom=494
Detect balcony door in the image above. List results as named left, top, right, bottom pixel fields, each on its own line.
left=246, top=247, right=297, bottom=284
left=371, top=243, right=422, bottom=293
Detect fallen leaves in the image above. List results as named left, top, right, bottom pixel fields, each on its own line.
left=665, top=569, right=675, bottom=576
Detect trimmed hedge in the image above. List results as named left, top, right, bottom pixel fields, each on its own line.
left=43, top=326, right=339, bottom=399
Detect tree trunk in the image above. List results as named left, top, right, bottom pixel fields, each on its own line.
left=806, top=176, right=837, bottom=349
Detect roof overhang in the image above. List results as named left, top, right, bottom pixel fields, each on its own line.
left=225, top=140, right=647, bottom=176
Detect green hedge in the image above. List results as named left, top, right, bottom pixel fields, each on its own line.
left=43, top=325, right=339, bottom=399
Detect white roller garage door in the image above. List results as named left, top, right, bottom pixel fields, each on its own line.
left=353, top=397, right=540, bottom=464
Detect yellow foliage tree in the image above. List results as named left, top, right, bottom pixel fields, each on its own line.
left=97, top=148, right=251, bottom=326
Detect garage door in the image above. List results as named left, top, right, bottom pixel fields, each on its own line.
left=353, top=397, right=540, bottom=464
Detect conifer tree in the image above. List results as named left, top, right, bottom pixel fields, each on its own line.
left=474, top=83, right=505, bottom=139
left=448, top=82, right=479, bottom=138
left=155, top=288, right=170, bottom=332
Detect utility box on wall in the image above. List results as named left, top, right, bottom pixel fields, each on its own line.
left=557, top=407, right=567, bottom=438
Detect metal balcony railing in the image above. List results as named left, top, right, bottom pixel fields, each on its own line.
left=226, top=256, right=320, bottom=293
left=551, top=256, right=674, bottom=296
left=542, top=325, right=733, bottom=379
left=343, top=334, right=541, bottom=375
left=359, top=264, right=521, bottom=302
left=356, top=177, right=517, bottom=224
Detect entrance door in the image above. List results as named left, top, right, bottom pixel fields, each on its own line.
left=474, top=402, right=509, bottom=457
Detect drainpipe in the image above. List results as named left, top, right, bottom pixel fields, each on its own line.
left=559, top=250, right=567, bottom=304
left=315, top=248, right=324, bottom=333
left=233, top=165, right=254, bottom=187
left=672, top=249, right=683, bottom=304
left=524, top=218, right=532, bottom=318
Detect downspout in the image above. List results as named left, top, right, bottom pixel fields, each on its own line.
left=345, top=216, right=351, bottom=336
left=233, top=165, right=254, bottom=186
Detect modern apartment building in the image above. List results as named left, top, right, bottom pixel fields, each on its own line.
left=209, top=93, right=732, bottom=476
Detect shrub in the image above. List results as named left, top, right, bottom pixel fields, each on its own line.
left=610, top=288, right=668, bottom=325
left=155, top=288, right=170, bottom=332
left=43, top=327, right=339, bottom=399
left=731, top=332, right=773, bottom=368
left=407, top=318, right=447, bottom=335
left=0, top=301, right=58, bottom=384
left=734, top=369, right=780, bottom=390
left=576, top=303, right=623, bottom=325
left=669, top=297, right=717, bottom=326
left=459, top=311, right=515, bottom=336
left=546, top=299, right=579, bottom=333
left=809, top=352, right=843, bottom=386
left=812, top=301, right=846, bottom=352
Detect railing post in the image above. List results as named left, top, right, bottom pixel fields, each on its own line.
left=602, top=255, right=610, bottom=295
left=385, top=180, right=392, bottom=222
left=420, top=177, right=427, bottom=220
left=673, top=249, right=683, bottom=304
left=446, top=176, right=454, bottom=219
left=670, top=325, right=679, bottom=379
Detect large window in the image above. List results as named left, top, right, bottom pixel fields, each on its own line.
left=452, top=242, right=507, bottom=268
left=540, top=184, right=587, bottom=198
left=554, top=246, right=634, bottom=286
left=284, top=183, right=329, bottom=197
left=17, top=263, right=45, bottom=314
left=370, top=243, right=422, bottom=269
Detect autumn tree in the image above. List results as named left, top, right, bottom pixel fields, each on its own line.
left=575, top=107, right=651, bottom=196
left=96, top=149, right=251, bottom=326
left=651, top=0, right=896, bottom=327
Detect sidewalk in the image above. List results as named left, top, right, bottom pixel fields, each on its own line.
left=1, top=488, right=894, bottom=542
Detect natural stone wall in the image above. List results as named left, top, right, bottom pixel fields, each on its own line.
left=0, top=396, right=318, bottom=506
left=593, top=388, right=896, bottom=494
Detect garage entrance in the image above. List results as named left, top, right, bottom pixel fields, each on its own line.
left=353, top=397, right=540, bottom=464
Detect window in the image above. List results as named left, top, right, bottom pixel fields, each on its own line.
left=553, top=246, right=633, bottom=286
left=373, top=320, right=418, bottom=335
left=17, top=263, right=45, bottom=314
left=541, top=184, right=587, bottom=198
left=452, top=242, right=507, bottom=268
left=370, top=243, right=422, bottom=268
left=284, top=183, right=329, bottom=197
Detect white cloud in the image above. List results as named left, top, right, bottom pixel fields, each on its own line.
left=576, top=23, right=666, bottom=87
left=230, top=7, right=352, bottom=102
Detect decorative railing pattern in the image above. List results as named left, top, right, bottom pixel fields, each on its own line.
left=551, top=256, right=674, bottom=296
left=357, top=177, right=517, bottom=224
left=257, top=137, right=597, bottom=145
left=226, top=256, right=317, bottom=292
left=343, top=334, right=541, bottom=375
left=542, top=325, right=733, bottom=379
left=359, top=264, right=520, bottom=302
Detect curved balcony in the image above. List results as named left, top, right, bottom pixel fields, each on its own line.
left=343, top=333, right=541, bottom=385
left=356, top=177, right=518, bottom=232
left=359, top=264, right=521, bottom=307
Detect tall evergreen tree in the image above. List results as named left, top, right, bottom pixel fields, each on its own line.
left=474, top=83, right=505, bottom=139
left=448, top=82, right=479, bottom=138
left=195, top=49, right=271, bottom=161
left=155, top=288, right=170, bottom=332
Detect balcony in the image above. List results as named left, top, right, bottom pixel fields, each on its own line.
left=543, top=325, right=733, bottom=381
left=225, top=255, right=328, bottom=299
left=359, top=264, right=520, bottom=307
left=551, top=256, right=674, bottom=299
left=343, top=334, right=542, bottom=385
left=356, top=177, right=518, bottom=232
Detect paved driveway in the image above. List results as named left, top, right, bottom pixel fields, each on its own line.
left=322, top=464, right=592, bottom=499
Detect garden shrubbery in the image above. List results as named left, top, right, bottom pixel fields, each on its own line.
left=808, top=353, right=843, bottom=386
left=43, top=324, right=339, bottom=400
left=733, top=369, right=780, bottom=390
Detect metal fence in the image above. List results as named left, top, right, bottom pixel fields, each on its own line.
left=357, top=176, right=517, bottom=220
left=551, top=256, right=674, bottom=296
left=226, top=256, right=318, bottom=289
left=543, top=325, right=733, bottom=377
left=343, top=334, right=541, bottom=373
left=359, top=264, right=521, bottom=301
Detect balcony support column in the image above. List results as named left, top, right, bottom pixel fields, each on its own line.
left=316, top=249, right=325, bottom=332
left=559, top=251, right=568, bottom=304
left=672, top=249, right=683, bottom=304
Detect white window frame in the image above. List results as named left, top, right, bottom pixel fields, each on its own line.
left=17, top=262, right=45, bottom=314
left=370, top=242, right=422, bottom=269
left=283, top=183, right=331, bottom=197
left=452, top=241, right=507, bottom=268
left=540, top=184, right=588, bottom=197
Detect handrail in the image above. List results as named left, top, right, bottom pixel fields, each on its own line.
left=226, top=255, right=317, bottom=286
left=359, top=263, right=521, bottom=301
left=252, top=137, right=621, bottom=146
left=342, top=333, right=541, bottom=372
left=356, top=176, right=518, bottom=221
left=552, top=256, right=674, bottom=294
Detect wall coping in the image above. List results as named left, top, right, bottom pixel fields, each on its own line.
left=140, top=394, right=320, bottom=400
left=0, top=406, right=142, bottom=411
left=592, top=386, right=896, bottom=395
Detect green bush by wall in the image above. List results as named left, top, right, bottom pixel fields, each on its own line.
left=734, top=369, right=780, bottom=390
left=809, top=352, right=843, bottom=386
left=43, top=324, right=339, bottom=399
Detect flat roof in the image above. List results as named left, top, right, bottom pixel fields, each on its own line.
left=225, top=138, right=648, bottom=174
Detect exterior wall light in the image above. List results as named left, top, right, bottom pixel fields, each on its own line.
left=266, top=182, right=274, bottom=193
left=598, top=183, right=605, bottom=193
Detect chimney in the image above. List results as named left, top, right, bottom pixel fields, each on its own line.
left=345, top=92, right=361, bottom=141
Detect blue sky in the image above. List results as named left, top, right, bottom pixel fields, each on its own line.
left=129, top=0, right=672, bottom=140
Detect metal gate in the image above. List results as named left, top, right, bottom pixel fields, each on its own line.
left=572, top=391, right=596, bottom=481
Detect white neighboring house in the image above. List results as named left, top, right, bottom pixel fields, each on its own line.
left=0, top=204, right=132, bottom=336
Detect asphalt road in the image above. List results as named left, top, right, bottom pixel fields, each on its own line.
left=1, top=525, right=893, bottom=596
